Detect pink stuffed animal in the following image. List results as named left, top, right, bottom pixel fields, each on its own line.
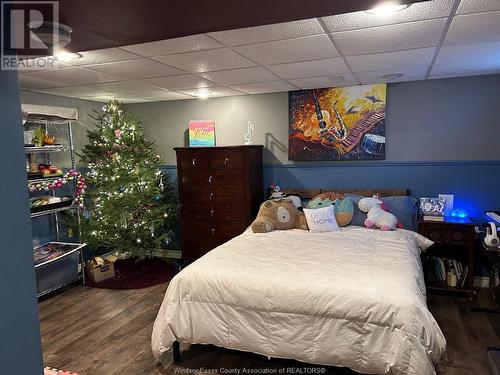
left=358, top=196, right=399, bottom=231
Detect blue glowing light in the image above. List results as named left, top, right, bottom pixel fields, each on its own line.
left=451, top=208, right=469, bottom=219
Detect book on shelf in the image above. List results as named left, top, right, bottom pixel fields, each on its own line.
left=427, top=256, right=468, bottom=287
left=422, top=215, right=445, bottom=221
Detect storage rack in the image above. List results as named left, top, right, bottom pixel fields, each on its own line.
left=23, top=107, right=86, bottom=298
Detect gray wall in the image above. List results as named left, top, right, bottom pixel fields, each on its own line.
left=126, top=93, right=289, bottom=165
left=126, top=74, right=500, bottom=165
left=0, top=72, right=43, bottom=373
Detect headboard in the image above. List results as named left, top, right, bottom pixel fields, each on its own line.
left=272, top=188, right=410, bottom=200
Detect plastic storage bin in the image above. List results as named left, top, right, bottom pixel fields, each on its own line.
left=34, top=242, right=85, bottom=297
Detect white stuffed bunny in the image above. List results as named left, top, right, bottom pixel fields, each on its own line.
left=358, top=196, right=398, bottom=231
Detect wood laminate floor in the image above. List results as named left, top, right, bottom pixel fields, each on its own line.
left=40, top=284, right=500, bottom=375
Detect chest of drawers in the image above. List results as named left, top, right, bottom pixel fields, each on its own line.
left=174, top=145, right=263, bottom=260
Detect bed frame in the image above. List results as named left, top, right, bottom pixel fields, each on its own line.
left=274, top=188, right=410, bottom=199
left=172, top=187, right=411, bottom=363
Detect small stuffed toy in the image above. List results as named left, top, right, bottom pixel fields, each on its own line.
left=358, top=196, right=398, bottom=231
left=251, top=199, right=308, bottom=233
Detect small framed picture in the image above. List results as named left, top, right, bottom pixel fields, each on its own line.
left=188, top=120, right=216, bottom=147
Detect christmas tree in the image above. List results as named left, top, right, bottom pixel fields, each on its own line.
left=79, top=101, right=177, bottom=257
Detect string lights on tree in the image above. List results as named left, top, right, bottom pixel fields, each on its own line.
left=79, top=101, right=177, bottom=257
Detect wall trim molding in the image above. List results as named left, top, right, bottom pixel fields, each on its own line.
left=161, top=160, right=500, bottom=170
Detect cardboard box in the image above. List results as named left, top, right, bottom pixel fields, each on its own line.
left=87, top=256, right=117, bottom=283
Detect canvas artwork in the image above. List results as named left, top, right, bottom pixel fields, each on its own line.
left=289, top=84, right=387, bottom=161
left=188, top=120, right=216, bottom=147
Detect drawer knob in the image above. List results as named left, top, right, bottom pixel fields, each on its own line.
left=210, top=209, right=214, bottom=217
left=208, top=175, right=213, bottom=183
left=224, top=157, right=229, bottom=165
left=192, top=158, right=197, bottom=165
left=209, top=192, right=214, bottom=200
left=211, top=228, right=215, bottom=236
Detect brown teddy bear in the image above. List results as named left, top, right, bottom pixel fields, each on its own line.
left=251, top=199, right=309, bottom=233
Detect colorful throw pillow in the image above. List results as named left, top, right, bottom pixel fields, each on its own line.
left=307, top=194, right=354, bottom=227
left=334, top=198, right=354, bottom=226
left=378, top=195, right=418, bottom=231
left=303, top=205, right=340, bottom=233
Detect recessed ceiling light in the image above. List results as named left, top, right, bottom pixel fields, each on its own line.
left=193, top=89, right=212, bottom=99
left=365, top=1, right=410, bottom=16
left=54, top=51, right=82, bottom=61
left=329, top=75, right=346, bottom=84
left=381, top=73, right=404, bottom=80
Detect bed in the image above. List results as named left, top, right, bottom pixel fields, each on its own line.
left=152, top=189, right=446, bottom=374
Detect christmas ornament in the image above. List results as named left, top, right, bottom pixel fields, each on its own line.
left=27, top=169, right=86, bottom=210
left=136, top=238, right=142, bottom=244
left=153, top=194, right=161, bottom=202
left=114, top=129, right=122, bottom=138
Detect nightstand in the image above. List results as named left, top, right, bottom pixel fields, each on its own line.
left=419, top=218, right=477, bottom=298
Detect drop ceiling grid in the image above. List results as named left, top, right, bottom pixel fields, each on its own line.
left=21, top=0, right=500, bottom=102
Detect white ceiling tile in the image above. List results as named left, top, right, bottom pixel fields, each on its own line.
left=83, top=81, right=171, bottom=97
left=333, top=18, right=446, bottom=56
left=287, top=74, right=357, bottom=89
left=266, top=57, right=350, bottom=79
left=23, top=67, right=119, bottom=85
left=121, top=35, right=223, bottom=56
left=177, top=86, right=244, bottom=98
left=199, top=67, right=278, bottom=85
left=209, top=19, right=324, bottom=46
left=229, top=80, right=296, bottom=94
left=18, top=74, right=67, bottom=89
left=346, top=47, right=436, bottom=72
left=322, top=0, right=453, bottom=32
left=31, top=85, right=110, bottom=98
left=69, top=48, right=140, bottom=66
left=435, top=41, right=500, bottom=65
left=457, top=0, right=500, bottom=15
left=83, top=94, right=155, bottom=103
left=17, top=57, right=72, bottom=73
left=355, top=68, right=427, bottom=84
left=139, top=74, right=217, bottom=90
left=142, top=91, right=194, bottom=101
left=152, top=48, right=256, bottom=73
left=84, top=58, right=185, bottom=79
left=444, top=11, right=500, bottom=45
left=431, top=60, right=500, bottom=76
left=234, top=35, right=339, bottom=65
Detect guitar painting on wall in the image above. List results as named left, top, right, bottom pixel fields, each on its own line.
left=289, top=84, right=387, bottom=161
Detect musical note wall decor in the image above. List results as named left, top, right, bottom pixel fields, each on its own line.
left=289, top=84, right=386, bottom=161
left=244, top=121, right=255, bottom=145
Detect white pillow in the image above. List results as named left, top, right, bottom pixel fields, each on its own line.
left=303, top=205, right=340, bottom=233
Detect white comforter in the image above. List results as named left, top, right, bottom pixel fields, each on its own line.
left=152, top=226, right=446, bottom=374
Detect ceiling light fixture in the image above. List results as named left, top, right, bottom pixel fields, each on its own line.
left=28, top=21, right=73, bottom=52
left=365, top=1, right=410, bottom=16
left=54, top=51, right=82, bottom=61
left=193, top=89, right=212, bottom=99
left=381, top=73, right=404, bottom=80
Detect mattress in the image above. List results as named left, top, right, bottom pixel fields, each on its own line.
left=152, top=226, right=446, bottom=374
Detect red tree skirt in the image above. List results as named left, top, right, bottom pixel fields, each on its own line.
left=86, top=257, right=176, bottom=289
